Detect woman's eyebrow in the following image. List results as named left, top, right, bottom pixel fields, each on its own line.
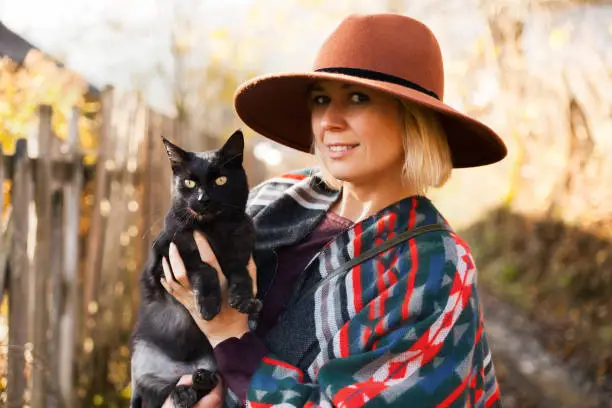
left=308, top=84, right=324, bottom=92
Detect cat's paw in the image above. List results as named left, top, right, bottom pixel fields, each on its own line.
left=192, top=368, right=218, bottom=393
left=228, top=283, right=262, bottom=315
left=244, top=298, right=263, bottom=315
left=196, top=295, right=221, bottom=321
left=171, top=385, right=199, bottom=408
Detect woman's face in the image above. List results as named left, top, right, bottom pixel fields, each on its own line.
left=310, top=80, right=405, bottom=186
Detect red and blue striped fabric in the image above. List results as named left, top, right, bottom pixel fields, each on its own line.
left=244, top=170, right=501, bottom=407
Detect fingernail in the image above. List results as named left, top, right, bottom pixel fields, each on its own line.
left=177, top=374, right=193, bottom=386
left=169, top=242, right=177, bottom=254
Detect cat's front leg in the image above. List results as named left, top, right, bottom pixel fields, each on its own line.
left=226, top=266, right=262, bottom=315
left=188, top=262, right=222, bottom=321
left=140, top=255, right=166, bottom=301
left=140, top=234, right=172, bottom=300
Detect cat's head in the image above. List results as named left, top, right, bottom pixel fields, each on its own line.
left=162, top=130, right=249, bottom=224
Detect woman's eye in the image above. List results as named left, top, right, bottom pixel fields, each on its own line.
left=350, top=92, right=369, bottom=103
left=184, top=179, right=196, bottom=188
left=215, top=176, right=227, bottom=186
left=311, top=95, right=329, bottom=105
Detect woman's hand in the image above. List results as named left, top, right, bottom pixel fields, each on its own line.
left=160, top=230, right=258, bottom=347
left=161, top=375, right=224, bottom=408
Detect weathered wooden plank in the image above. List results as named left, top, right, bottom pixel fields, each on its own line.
left=57, top=107, right=82, bottom=408
left=0, top=145, right=4, bottom=220
left=46, top=189, right=63, bottom=408
left=140, top=110, right=154, bottom=276
left=30, top=104, right=53, bottom=408
left=88, top=93, right=135, bottom=400
left=83, top=90, right=112, bottom=319
left=0, top=145, right=8, bottom=305
left=7, top=139, right=31, bottom=408
left=80, top=90, right=113, bottom=405
left=0, top=208, right=13, bottom=306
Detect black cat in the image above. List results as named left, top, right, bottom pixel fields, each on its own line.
left=130, top=130, right=262, bottom=408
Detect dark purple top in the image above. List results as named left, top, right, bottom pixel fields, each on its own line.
left=213, top=211, right=352, bottom=403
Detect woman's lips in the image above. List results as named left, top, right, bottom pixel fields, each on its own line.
left=326, top=143, right=359, bottom=159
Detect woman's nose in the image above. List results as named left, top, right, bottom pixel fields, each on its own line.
left=319, top=103, right=346, bottom=132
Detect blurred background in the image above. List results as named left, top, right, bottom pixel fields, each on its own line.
left=0, top=0, right=610, bottom=407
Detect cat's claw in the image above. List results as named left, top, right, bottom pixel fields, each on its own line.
left=171, top=385, right=199, bottom=408
left=228, top=279, right=262, bottom=315
left=229, top=295, right=262, bottom=315
left=246, top=298, right=263, bottom=315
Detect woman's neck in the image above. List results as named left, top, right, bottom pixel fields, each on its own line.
left=330, top=178, right=421, bottom=223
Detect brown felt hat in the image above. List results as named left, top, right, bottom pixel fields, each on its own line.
left=234, top=13, right=507, bottom=168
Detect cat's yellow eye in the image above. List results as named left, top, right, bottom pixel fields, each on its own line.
left=184, top=179, right=196, bottom=188
left=215, top=176, right=227, bottom=186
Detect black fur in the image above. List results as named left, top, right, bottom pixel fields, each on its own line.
left=130, top=130, right=261, bottom=408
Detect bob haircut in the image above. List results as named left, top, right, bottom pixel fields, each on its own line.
left=314, top=99, right=453, bottom=195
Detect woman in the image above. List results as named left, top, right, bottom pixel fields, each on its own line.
left=160, top=13, right=506, bottom=407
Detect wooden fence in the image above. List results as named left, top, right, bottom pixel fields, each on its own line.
left=0, top=104, right=86, bottom=408
left=0, top=90, right=182, bottom=407
left=0, top=87, right=271, bottom=407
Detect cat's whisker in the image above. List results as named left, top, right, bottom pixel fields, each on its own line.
left=181, top=208, right=200, bottom=224
left=140, top=216, right=166, bottom=240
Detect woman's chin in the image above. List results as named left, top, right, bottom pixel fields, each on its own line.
left=324, top=163, right=398, bottom=187
left=325, top=168, right=364, bottom=184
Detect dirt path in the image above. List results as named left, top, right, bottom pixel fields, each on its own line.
left=480, top=289, right=612, bottom=408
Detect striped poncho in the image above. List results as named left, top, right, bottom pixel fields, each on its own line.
left=240, top=169, right=501, bottom=408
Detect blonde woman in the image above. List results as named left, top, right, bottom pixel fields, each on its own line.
left=161, top=13, right=506, bottom=407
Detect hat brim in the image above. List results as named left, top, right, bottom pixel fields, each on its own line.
left=234, top=71, right=507, bottom=168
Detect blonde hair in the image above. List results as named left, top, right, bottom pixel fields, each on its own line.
left=316, top=99, right=452, bottom=194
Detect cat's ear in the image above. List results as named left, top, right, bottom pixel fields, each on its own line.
left=162, top=137, right=189, bottom=167
left=219, top=130, right=244, bottom=165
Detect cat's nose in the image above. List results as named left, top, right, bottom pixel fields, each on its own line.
left=197, top=191, right=209, bottom=203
